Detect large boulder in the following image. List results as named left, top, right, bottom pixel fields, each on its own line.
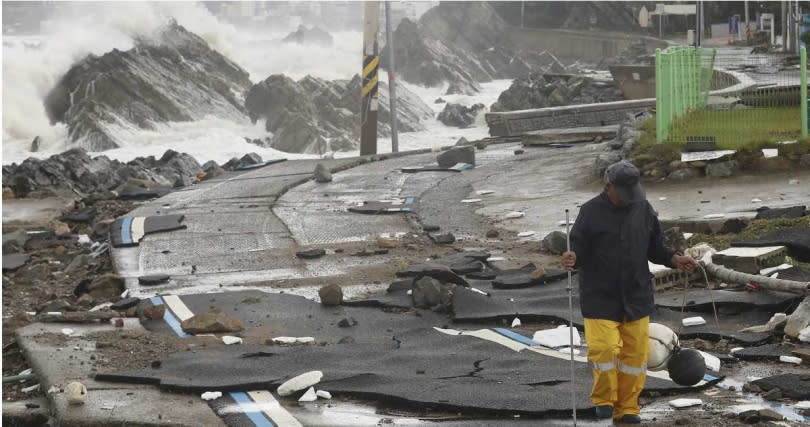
left=412, top=276, right=454, bottom=311
left=44, top=22, right=252, bottom=152
left=542, top=231, right=568, bottom=255
left=706, top=160, right=740, bottom=178
left=244, top=74, right=432, bottom=154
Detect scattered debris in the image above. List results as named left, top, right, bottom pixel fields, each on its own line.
left=532, top=325, right=581, bottom=348
left=517, top=231, right=535, bottom=237
left=682, top=317, right=706, bottom=327
left=201, top=391, right=222, bottom=401
left=318, top=284, right=343, bottom=306
left=779, top=355, right=802, bottom=365
left=315, top=390, right=332, bottom=399
left=298, top=387, right=318, bottom=402
left=277, top=371, right=323, bottom=397
left=669, top=398, right=702, bottom=408
left=504, top=211, right=524, bottom=219
left=273, top=337, right=315, bottom=344
left=461, top=198, right=482, bottom=203
left=21, top=384, right=40, bottom=394
left=222, top=336, right=242, bottom=345
left=65, top=382, right=87, bottom=405
left=296, top=248, right=326, bottom=259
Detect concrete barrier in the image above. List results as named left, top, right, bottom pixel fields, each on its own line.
left=505, top=27, right=667, bottom=63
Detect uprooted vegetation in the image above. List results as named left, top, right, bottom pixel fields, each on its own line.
left=689, top=216, right=810, bottom=252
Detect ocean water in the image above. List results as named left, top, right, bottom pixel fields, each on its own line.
left=1, top=2, right=509, bottom=166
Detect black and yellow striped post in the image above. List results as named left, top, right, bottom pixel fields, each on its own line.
left=361, top=1, right=380, bottom=156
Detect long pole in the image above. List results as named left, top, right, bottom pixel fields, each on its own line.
left=745, top=0, right=750, bottom=40
left=384, top=1, right=398, bottom=153
left=361, top=1, right=380, bottom=156
left=801, top=46, right=807, bottom=139
left=565, top=209, right=577, bottom=426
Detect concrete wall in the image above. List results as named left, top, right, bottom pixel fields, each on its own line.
left=505, top=27, right=668, bottom=63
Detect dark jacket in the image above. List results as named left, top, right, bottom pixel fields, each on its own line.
left=570, top=192, right=675, bottom=322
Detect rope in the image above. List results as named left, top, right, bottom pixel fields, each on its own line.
left=678, top=263, right=721, bottom=335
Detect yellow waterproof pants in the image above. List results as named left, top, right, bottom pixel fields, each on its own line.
left=584, top=316, right=649, bottom=420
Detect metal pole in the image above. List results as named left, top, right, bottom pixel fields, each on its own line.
left=695, top=0, right=702, bottom=47
left=361, top=1, right=380, bottom=156
left=521, top=1, right=525, bottom=28
left=745, top=0, right=750, bottom=40
left=783, top=1, right=788, bottom=52
left=384, top=1, right=398, bottom=153
left=801, top=46, right=807, bottom=139
left=565, top=209, right=577, bottom=426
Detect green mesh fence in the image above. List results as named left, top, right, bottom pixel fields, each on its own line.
left=657, top=47, right=805, bottom=149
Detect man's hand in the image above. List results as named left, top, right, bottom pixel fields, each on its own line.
left=671, top=254, right=698, bottom=273
left=562, top=251, right=576, bottom=271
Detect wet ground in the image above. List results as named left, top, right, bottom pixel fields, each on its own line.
left=5, top=142, right=810, bottom=426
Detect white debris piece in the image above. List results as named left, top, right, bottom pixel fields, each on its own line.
left=120, top=289, right=130, bottom=299
left=779, top=356, right=802, bottom=365
left=47, top=386, right=60, bottom=394
left=761, top=148, right=778, bottom=158
left=517, top=231, right=535, bottom=237
left=296, top=337, right=315, bottom=344
left=799, top=326, right=810, bottom=342
left=316, top=390, right=332, bottom=399
left=681, top=150, right=735, bottom=162
left=532, top=325, right=581, bottom=348
left=683, top=233, right=693, bottom=240
left=685, top=243, right=716, bottom=263
left=65, top=381, right=87, bottom=405
left=789, top=179, right=800, bottom=185
left=77, top=234, right=92, bottom=245
left=669, top=398, right=703, bottom=408
left=406, top=289, right=413, bottom=295
left=486, top=257, right=505, bottom=262
left=682, top=316, right=706, bottom=327
left=558, top=220, right=573, bottom=226
left=504, top=211, right=524, bottom=219
left=730, top=347, right=744, bottom=354
left=476, top=190, right=494, bottom=195
left=765, top=313, right=788, bottom=330
left=298, top=387, right=318, bottom=402
left=461, top=198, right=482, bottom=203
left=469, top=287, right=489, bottom=296
left=659, top=197, right=667, bottom=201
left=61, top=328, right=75, bottom=336
left=273, top=337, right=297, bottom=344
left=277, top=371, right=323, bottom=396
left=697, top=350, right=721, bottom=372
left=201, top=391, right=222, bottom=401
left=21, top=384, right=40, bottom=393
left=557, top=347, right=581, bottom=356
left=751, top=198, right=762, bottom=203
left=18, top=368, right=32, bottom=376
left=760, top=264, right=792, bottom=276
left=703, top=213, right=725, bottom=219
left=222, top=336, right=242, bottom=345
left=511, top=317, right=522, bottom=327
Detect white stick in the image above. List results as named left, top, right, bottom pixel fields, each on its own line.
left=565, top=209, right=577, bottom=426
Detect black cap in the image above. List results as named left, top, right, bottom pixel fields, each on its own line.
left=606, top=161, right=645, bottom=204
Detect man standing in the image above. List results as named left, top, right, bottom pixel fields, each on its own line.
left=562, top=161, right=697, bottom=424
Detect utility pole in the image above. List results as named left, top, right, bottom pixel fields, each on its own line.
left=744, top=0, right=750, bottom=40
left=384, top=1, right=398, bottom=153
left=782, top=0, right=788, bottom=52
left=360, top=1, right=380, bottom=156
left=695, top=0, right=703, bottom=47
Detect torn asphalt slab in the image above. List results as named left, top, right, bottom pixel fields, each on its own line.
left=97, top=327, right=720, bottom=417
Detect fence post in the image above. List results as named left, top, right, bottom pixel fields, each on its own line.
left=656, top=48, right=663, bottom=142
left=802, top=46, right=808, bottom=139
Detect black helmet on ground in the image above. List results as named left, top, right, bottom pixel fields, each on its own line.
left=667, top=347, right=706, bottom=386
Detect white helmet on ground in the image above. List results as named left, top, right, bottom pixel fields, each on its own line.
left=648, top=322, right=679, bottom=371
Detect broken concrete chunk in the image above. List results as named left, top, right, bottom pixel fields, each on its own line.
left=430, top=233, right=456, bottom=244
left=138, top=274, right=170, bottom=286
left=504, top=211, right=524, bottom=219
left=532, top=325, right=581, bottom=348
left=315, top=390, right=332, bottom=399
left=377, top=237, right=400, bottom=248
left=180, top=310, right=244, bottom=334
left=201, top=391, right=222, bottom=401
left=298, top=387, right=318, bottom=402
left=143, top=304, right=165, bottom=320
left=80, top=273, right=125, bottom=300
left=318, top=284, right=343, bottom=306
left=799, top=326, right=810, bottom=342
left=766, top=313, right=788, bottom=330
left=222, top=336, right=242, bottom=345
left=779, top=355, right=802, bottom=365
left=682, top=316, right=706, bottom=327
left=337, top=317, right=357, bottom=328
left=669, top=398, right=702, bottom=408
left=511, top=318, right=521, bottom=327
left=65, top=382, right=87, bottom=405
left=277, top=371, right=323, bottom=397
left=296, top=248, right=326, bottom=259
left=2, top=253, right=32, bottom=272
left=697, top=350, right=721, bottom=372
left=437, top=146, right=475, bottom=168
left=541, top=231, right=567, bottom=255
left=313, top=163, right=332, bottom=183
left=412, top=276, right=454, bottom=311
left=785, top=297, right=810, bottom=338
